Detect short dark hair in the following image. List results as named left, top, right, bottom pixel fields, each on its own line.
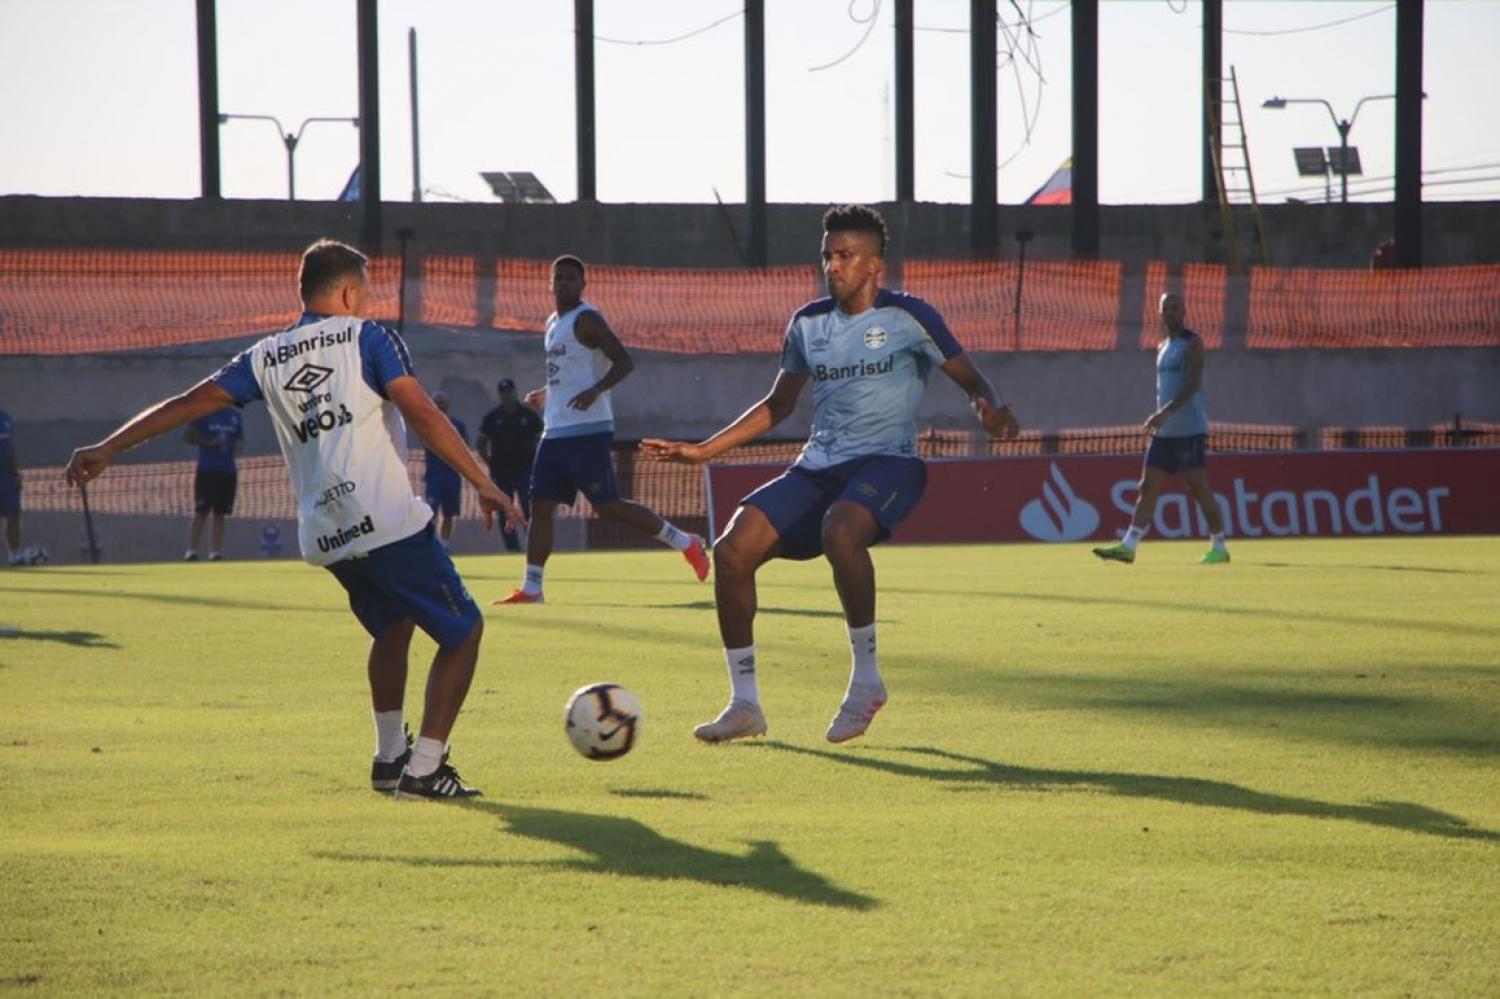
left=552, top=254, right=586, bottom=278
left=299, top=239, right=368, bottom=302
left=822, top=204, right=888, bottom=255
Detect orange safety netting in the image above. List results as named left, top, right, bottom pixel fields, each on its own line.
left=1246, top=264, right=1500, bottom=348
left=3, top=248, right=1499, bottom=355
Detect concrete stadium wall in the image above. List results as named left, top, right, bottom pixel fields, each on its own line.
left=4, top=330, right=1496, bottom=470
left=3, top=195, right=1500, bottom=267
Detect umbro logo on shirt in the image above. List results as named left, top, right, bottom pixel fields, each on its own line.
left=283, top=364, right=335, bottom=393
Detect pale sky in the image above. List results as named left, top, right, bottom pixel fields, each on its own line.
left=1, top=1, right=1497, bottom=206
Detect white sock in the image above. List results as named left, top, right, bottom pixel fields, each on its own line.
left=725, top=645, right=759, bottom=704
left=407, top=736, right=446, bottom=777
left=1210, top=532, right=1228, bottom=552
left=848, top=623, right=881, bottom=686
left=373, top=709, right=406, bottom=760
left=1122, top=525, right=1147, bottom=551
left=521, top=563, right=544, bottom=595
left=655, top=520, right=693, bottom=552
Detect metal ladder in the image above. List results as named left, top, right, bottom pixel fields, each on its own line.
left=1207, top=65, right=1270, bottom=272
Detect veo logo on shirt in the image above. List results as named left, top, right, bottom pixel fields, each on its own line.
left=292, top=403, right=354, bottom=444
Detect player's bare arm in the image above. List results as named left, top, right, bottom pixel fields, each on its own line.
left=941, top=354, right=1019, bottom=439
left=642, top=369, right=810, bottom=465
left=569, top=311, right=635, bottom=410
left=1146, top=337, right=1204, bottom=433
left=386, top=376, right=527, bottom=532
left=66, top=379, right=235, bottom=487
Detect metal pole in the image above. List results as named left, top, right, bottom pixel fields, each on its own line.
left=894, top=0, right=914, bottom=202
left=195, top=0, right=221, bottom=198
left=969, top=0, right=997, bottom=254
left=1338, top=123, right=1350, bottom=204
left=1013, top=230, right=1032, bottom=350
left=284, top=133, right=296, bottom=200
left=1201, top=0, right=1222, bottom=204
left=744, top=0, right=767, bottom=266
left=1394, top=0, right=1424, bottom=267
left=356, top=0, right=382, bottom=245
left=408, top=28, right=422, bottom=202
left=575, top=0, right=597, bottom=201
left=1071, top=0, right=1099, bottom=258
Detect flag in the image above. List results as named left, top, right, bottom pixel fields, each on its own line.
left=1025, top=158, right=1072, bottom=205
left=338, top=166, right=361, bottom=202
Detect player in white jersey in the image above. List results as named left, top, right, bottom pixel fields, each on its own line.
left=643, top=205, right=1019, bottom=744
left=65, top=240, right=525, bottom=800
left=494, top=254, right=710, bottom=605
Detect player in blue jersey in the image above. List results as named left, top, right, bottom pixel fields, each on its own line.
left=643, top=205, right=1019, bottom=744
left=65, top=239, right=525, bottom=800
left=1093, top=292, right=1229, bottom=565
left=0, top=407, right=46, bottom=567
left=182, top=406, right=244, bottom=561
left=422, top=391, right=468, bottom=549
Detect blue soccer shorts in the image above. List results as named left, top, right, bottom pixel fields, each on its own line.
left=1145, top=433, right=1207, bottom=475
left=741, top=455, right=927, bottom=561
left=530, top=432, right=619, bottom=505
left=325, top=524, right=481, bottom=649
left=424, top=479, right=462, bottom=518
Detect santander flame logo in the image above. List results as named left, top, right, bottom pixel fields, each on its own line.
left=1019, top=462, right=1100, bottom=542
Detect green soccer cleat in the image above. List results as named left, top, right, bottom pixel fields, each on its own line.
left=1092, top=542, right=1135, bottom=564
left=1200, top=548, right=1230, bottom=565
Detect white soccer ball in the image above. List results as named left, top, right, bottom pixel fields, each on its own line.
left=564, top=683, right=643, bottom=761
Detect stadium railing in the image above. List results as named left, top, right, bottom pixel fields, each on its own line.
left=21, top=422, right=1498, bottom=551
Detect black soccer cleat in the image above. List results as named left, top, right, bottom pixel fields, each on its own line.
left=393, top=754, right=483, bottom=801
left=370, top=729, right=413, bottom=792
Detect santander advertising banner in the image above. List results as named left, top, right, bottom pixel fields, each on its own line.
left=705, top=449, right=1500, bottom=544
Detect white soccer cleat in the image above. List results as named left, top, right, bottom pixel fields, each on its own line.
left=825, top=681, right=888, bottom=744
left=693, top=699, right=768, bottom=744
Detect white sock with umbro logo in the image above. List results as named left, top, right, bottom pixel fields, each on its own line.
left=724, top=645, right=759, bottom=704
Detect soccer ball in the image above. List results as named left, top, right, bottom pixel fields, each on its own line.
left=564, top=683, right=643, bottom=761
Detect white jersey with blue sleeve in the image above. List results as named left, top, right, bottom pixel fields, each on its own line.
left=781, top=289, right=964, bottom=469
left=212, top=314, right=433, bottom=566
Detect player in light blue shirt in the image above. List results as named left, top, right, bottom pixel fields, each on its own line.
left=1093, top=292, right=1230, bottom=565
left=644, top=205, right=1019, bottom=745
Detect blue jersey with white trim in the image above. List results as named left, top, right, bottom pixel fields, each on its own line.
left=781, top=289, right=963, bottom=469
left=1154, top=329, right=1208, bottom=437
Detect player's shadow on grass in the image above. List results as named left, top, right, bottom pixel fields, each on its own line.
left=318, top=801, right=876, bottom=910
left=14, top=586, right=340, bottom=615
left=599, top=599, right=848, bottom=620
left=1258, top=561, right=1488, bottom=576
left=0, top=628, right=119, bottom=648
left=762, top=742, right=1500, bottom=843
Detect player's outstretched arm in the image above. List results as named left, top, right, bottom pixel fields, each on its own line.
left=386, top=376, right=526, bottom=533
left=642, top=369, right=809, bottom=464
left=940, top=354, right=1019, bottom=439
left=66, top=380, right=235, bottom=488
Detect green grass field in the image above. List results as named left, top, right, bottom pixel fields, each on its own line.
left=2, top=537, right=1498, bottom=996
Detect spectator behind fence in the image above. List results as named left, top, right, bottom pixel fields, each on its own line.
left=1, top=406, right=48, bottom=566
left=476, top=377, right=543, bottom=553
left=183, top=406, right=244, bottom=561
left=422, top=391, right=468, bottom=550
